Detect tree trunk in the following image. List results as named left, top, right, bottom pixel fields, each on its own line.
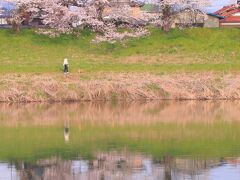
left=12, top=21, right=20, bottom=33
left=162, top=22, right=171, bottom=32
left=96, top=5, right=104, bottom=21
left=161, top=5, right=172, bottom=32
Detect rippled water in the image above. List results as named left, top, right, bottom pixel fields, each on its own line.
left=0, top=101, right=239, bottom=180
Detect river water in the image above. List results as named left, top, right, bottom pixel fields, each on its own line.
left=0, top=101, right=239, bottom=180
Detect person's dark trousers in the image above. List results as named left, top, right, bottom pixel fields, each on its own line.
left=64, top=65, right=68, bottom=73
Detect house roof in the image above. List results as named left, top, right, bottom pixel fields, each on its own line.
left=0, top=0, right=15, bottom=10
left=207, top=13, right=224, bottom=19
left=108, top=0, right=144, bottom=7
left=0, top=7, right=11, bottom=18
left=177, top=8, right=204, bottom=14
left=214, top=4, right=240, bottom=23
left=220, top=16, right=240, bottom=23
left=214, top=4, right=240, bottom=17
left=214, top=5, right=237, bottom=15
left=141, top=4, right=160, bottom=13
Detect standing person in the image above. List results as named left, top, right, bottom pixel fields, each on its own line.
left=63, top=58, right=69, bottom=74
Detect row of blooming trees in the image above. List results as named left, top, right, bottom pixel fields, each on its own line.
left=7, top=0, right=210, bottom=42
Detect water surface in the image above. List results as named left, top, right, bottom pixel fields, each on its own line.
left=0, top=101, right=239, bottom=180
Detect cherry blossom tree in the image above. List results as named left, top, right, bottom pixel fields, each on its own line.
left=8, top=0, right=93, bottom=34
left=7, top=0, right=210, bottom=41
left=7, top=0, right=149, bottom=41
left=153, top=0, right=211, bottom=32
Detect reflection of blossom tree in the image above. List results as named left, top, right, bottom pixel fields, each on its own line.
left=10, top=153, right=230, bottom=180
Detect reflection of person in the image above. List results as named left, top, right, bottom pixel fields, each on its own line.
left=64, top=120, right=70, bottom=142
left=63, top=58, right=69, bottom=74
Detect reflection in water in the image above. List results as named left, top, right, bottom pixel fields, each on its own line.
left=64, top=119, right=70, bottom=143
left=1, top=101, right=240, bottom=126
left=1, top=153, right=240, bottom=180
left=0, top=101, right=240, bottom=179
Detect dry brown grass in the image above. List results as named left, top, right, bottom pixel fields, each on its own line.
left=1, top=72, right=240, bottom=102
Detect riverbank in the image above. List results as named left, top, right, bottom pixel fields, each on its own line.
left=2, top=28, right=240, bottom=102
left=2, top=72, right=240, bottom=102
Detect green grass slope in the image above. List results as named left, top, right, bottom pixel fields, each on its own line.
left=1, top=28, right=240, bottom=73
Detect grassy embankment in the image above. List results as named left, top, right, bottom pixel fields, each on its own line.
left=1, top=28, right=240, bottom=74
